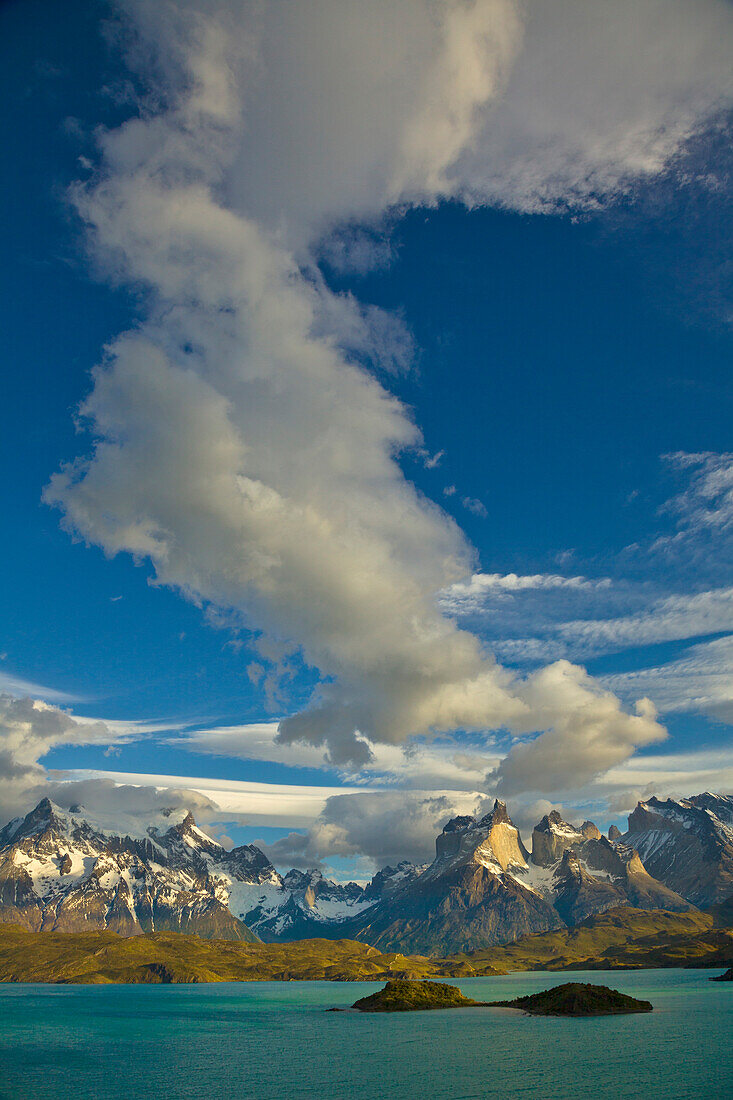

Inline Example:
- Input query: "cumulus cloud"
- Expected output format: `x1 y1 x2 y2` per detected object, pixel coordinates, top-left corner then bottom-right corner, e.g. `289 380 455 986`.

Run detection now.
43 0 729 783
457 0 733 213
0 693 216 831
493 662 666 795
261 789 487 870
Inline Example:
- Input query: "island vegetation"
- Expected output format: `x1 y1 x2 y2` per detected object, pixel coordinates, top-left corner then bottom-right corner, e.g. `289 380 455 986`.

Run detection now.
487 981 653 1016
350 979 485 1011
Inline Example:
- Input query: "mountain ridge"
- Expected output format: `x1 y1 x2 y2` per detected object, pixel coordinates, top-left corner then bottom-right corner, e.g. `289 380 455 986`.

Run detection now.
0 791 728 953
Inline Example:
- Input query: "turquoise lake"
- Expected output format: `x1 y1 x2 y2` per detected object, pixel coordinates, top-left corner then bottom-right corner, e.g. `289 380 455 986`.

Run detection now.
1 970 731 1099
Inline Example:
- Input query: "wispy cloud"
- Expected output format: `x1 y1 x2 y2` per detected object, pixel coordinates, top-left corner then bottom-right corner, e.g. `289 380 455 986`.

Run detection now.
604 634 733 724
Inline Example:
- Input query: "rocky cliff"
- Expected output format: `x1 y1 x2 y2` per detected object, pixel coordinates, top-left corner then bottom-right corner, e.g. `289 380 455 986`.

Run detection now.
622 794 733 906
0 791 723 955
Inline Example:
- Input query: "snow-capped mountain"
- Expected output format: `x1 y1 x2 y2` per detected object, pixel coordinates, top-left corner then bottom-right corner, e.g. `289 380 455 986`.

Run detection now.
231 867 376 940
344 800 692 953
1 791 727 953
514 810 692 924
0 798 372 941
346 801 565 954
622 794 733 906
0 798 259 939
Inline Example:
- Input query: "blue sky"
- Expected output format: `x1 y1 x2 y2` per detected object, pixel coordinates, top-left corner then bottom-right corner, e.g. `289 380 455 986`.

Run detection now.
1 0 732 873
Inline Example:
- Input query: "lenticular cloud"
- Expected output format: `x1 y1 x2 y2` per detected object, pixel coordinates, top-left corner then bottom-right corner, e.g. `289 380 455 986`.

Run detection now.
47 0 730 782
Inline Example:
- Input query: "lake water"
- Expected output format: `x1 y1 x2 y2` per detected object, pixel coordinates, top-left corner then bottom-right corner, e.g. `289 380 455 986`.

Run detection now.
0 970 730 1099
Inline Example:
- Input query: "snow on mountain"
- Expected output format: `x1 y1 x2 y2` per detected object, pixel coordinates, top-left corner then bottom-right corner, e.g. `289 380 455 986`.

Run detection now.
513 809 692 918
0 799 259 940
0 798 379 942
345 802 564 954
0 791 724 952
623 794 733 906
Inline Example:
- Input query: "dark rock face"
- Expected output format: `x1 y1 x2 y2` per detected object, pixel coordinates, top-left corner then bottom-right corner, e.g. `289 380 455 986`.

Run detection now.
362 861 421 902
351 979 484 1012
623 795 733 906
552 852 625 924
489 982 653 1016
531 813 586 867
1 792 716 957
608 825 622 842
523 810 693 921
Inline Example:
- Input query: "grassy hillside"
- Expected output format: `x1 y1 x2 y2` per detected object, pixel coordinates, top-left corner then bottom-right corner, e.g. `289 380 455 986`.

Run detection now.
0 924 484 984
0 907 730 983
462 907 733 972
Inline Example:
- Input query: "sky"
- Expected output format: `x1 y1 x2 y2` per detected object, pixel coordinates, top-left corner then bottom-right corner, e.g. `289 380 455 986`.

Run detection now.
1 0 732 879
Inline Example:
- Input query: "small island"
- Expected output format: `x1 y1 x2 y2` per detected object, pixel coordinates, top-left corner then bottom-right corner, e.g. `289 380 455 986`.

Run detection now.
488 982 653 1016
710 967 733 982
351 979 486 1011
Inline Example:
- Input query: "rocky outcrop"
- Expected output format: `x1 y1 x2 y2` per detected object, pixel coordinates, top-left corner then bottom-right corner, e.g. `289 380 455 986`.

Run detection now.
531 812 586 867
0 799 382 944
552 851 626 924
608 825 622 841
520 810 693 920
362 861 422 902
351 979 485 1012
349 802 563 954
623 794 733 906
1 793 715 956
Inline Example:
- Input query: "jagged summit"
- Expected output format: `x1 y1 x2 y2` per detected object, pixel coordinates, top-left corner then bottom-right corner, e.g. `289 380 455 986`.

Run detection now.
0 792 716 954
441 815 475 833
531 812 585 867
479 799 512 827
432 799 528 873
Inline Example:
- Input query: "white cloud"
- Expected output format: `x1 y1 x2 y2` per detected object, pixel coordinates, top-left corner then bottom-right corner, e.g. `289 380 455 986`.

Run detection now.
462 496 488 518
556 586 733 654
0 694 129 823
0 671 79 704
42 0 730 784
604 634 733 725
441 571 609 615
261 789 488 870
456 0 733 214
58 768 370 828
159 0 733 241
171 720 500 792
493 662 665 796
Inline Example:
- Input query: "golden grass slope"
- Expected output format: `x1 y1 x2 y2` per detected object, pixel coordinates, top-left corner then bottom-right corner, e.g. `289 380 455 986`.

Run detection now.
0 924 485 984
462 907 733 972
0 906 730 984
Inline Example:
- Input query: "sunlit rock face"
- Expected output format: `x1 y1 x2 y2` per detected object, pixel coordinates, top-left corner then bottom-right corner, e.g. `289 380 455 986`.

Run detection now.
0 793 706 955
531 812 586 868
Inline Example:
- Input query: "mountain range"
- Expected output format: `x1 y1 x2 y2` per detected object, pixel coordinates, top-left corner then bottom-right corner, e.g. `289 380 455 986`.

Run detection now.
1 791 731 953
